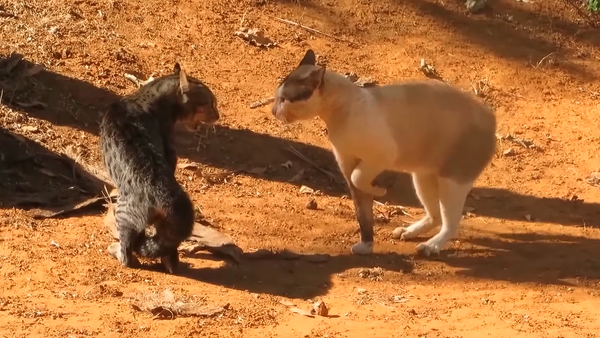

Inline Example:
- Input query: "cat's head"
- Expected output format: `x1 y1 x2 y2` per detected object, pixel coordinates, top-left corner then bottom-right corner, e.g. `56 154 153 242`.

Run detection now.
174 63 220 130
271 49 326 123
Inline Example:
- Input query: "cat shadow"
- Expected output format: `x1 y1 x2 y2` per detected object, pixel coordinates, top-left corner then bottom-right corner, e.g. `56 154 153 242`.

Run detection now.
2 54 600 230
441 232 600 286
134 230 600 294
0 125 109 211
176 251 414 299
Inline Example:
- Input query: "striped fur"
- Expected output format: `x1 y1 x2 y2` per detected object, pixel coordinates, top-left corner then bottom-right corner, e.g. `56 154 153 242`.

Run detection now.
99 63 219 274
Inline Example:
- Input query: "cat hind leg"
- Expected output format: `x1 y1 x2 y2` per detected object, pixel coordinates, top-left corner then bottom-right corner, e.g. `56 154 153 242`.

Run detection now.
415 177 472 257
392 173 442 240
110 199 144 268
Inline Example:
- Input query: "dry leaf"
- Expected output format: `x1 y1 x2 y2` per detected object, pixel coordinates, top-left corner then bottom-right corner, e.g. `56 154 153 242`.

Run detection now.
503 148 516 156
29 195 114 219
130 289 229 318
281 161 292 169
279 299 296 307
585 172 600 188
235 27 277 48
299 185 314 194
354 77 377 87
177 162 200 170
247 167 268 175
419 58 441 79
21 125 39 132
289 306 315 317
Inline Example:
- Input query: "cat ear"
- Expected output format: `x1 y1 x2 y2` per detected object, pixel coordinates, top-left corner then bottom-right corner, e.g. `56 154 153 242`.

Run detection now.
174 62 182 75
179 68 190 94
299 49 316 66
306 65 326 90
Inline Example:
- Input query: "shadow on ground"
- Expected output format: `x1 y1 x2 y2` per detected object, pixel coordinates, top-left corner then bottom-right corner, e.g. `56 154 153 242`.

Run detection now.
443 232 600 287
403 0 598 81
179 252 414 299
0 125 108 212
272 0 598 82
144 231 600 298
2 54 600 228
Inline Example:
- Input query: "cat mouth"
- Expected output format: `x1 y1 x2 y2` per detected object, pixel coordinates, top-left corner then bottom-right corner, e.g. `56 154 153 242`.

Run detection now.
273 110 292 124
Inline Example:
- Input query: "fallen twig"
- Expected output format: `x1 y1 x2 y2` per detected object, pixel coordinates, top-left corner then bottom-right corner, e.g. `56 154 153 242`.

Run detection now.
249 96 275 109
124 73 156 88
535 52 556 68
285 146 342 183
270 16 356 46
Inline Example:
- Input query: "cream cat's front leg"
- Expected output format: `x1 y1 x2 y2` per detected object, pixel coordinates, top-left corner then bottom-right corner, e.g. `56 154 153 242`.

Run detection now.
332 147 377 255
350 160 388 197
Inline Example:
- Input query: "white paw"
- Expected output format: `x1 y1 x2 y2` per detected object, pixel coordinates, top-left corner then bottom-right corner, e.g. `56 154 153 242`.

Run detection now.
107 242 121 259
351 242 374 255
415 241 442 257
391 227 417 240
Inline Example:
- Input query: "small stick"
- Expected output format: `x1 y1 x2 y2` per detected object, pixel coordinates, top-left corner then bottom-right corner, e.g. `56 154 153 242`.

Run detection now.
270 16 356 45
376 301 394 310
240 10 248 27
535 52 555 68
249 96 275 109
124 73 156 88
285 146 342 183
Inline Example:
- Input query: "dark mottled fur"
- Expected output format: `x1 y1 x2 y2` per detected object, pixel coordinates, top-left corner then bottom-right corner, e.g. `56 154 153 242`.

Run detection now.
99 63 219 274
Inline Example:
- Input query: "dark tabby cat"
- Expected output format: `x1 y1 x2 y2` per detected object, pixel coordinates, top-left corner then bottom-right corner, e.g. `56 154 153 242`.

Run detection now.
99 63 219 274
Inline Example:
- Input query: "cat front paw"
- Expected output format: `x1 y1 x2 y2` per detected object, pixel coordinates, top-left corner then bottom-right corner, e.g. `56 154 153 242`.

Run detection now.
107 242 121 259
391 227 418 240
415 241 442 257
107 242 140 268
351 241 374 255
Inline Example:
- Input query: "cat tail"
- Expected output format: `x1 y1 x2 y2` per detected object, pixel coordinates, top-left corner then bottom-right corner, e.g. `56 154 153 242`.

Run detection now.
134 189 196 258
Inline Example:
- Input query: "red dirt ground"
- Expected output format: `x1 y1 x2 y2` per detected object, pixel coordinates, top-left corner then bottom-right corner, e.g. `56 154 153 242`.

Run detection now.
2 0 600 337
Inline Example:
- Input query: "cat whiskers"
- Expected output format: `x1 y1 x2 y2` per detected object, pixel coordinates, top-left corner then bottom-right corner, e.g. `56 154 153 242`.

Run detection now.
194 124 217 151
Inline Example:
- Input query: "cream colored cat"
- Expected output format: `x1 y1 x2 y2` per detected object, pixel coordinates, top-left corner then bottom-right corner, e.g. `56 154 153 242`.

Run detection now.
271 50 497 256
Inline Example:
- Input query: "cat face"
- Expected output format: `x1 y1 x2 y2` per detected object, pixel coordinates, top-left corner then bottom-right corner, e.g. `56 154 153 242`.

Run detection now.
271 50 326 124
174 63 220 130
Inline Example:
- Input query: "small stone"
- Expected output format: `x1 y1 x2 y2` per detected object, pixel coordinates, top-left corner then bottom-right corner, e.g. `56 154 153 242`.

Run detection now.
503 147 516 156
466 0 487 13
306 199 318 210
311 300 329 316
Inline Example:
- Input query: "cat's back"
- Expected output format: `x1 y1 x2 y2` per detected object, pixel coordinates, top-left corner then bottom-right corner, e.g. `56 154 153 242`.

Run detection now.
100 97 168 184
372 80 495 132
100 98 159 146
